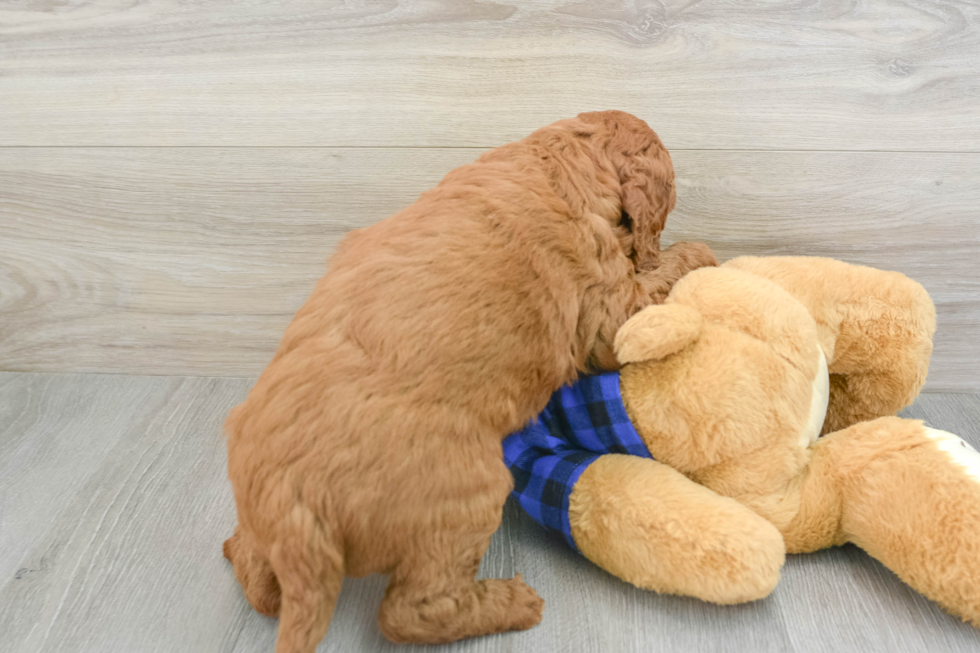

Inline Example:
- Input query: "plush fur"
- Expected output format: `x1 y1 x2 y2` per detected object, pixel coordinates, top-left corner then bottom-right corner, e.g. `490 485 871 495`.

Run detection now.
569 257 980 627
222 110 717 652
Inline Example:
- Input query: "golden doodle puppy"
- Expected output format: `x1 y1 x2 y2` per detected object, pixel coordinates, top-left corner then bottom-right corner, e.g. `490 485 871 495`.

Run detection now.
222 111 716 652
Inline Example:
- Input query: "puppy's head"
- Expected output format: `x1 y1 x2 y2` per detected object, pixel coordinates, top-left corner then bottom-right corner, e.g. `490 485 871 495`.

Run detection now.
577 110 675 271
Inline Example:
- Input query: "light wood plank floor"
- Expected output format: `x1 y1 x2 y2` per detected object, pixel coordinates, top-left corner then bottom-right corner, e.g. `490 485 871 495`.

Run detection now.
2 371 980 653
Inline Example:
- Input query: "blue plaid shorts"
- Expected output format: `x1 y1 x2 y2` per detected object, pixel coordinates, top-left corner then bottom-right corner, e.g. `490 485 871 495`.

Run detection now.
503 372 652 552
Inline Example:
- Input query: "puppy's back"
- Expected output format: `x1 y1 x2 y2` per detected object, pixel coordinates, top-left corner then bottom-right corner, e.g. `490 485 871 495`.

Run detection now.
225 146 601 532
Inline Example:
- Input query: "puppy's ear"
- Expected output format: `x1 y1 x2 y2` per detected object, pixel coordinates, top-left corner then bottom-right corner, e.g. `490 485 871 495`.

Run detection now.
614 303 701 365
618 145 675 272
578 111 675 272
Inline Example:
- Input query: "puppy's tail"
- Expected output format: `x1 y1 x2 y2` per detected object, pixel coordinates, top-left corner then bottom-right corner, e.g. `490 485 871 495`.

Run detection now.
269 505 344 653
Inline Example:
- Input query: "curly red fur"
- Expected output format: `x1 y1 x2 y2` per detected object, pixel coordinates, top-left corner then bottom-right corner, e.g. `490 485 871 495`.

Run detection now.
223 111 716 652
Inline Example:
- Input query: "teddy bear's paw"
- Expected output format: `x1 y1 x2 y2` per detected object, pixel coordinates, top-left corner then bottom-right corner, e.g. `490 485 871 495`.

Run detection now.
923 427 980 484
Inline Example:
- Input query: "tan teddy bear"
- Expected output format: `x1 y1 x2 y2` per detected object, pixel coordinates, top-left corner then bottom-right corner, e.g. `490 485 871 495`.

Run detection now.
504 256 980 626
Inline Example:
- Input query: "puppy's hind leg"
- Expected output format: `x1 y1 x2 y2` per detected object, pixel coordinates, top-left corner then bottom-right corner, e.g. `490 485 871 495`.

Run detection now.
224 526 281 617
268 506 344 653
378 513 544 644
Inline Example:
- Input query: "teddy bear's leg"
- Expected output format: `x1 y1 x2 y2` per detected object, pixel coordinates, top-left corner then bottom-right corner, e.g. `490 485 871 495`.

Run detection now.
783 416 980 627
568 454 785 604
723 256 936 433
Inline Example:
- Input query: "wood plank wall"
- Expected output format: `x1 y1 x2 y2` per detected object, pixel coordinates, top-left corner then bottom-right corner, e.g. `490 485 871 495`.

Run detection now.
1 1 978 390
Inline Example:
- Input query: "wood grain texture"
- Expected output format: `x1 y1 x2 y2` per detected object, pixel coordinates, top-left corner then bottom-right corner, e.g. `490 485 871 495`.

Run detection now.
1 0 979 149
1 147 976 389
0 372 251 653
2 371 980 652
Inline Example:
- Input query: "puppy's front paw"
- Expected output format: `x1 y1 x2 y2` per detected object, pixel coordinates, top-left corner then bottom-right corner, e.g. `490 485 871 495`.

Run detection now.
665 241 718 270
507 574 545 630
481 574 544 632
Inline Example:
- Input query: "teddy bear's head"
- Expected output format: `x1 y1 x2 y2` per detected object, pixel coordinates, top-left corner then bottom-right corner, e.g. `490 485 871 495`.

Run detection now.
615 266 831 493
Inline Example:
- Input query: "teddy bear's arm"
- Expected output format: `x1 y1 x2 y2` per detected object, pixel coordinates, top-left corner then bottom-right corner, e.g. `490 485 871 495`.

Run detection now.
567 454 785 604
724 256 936 432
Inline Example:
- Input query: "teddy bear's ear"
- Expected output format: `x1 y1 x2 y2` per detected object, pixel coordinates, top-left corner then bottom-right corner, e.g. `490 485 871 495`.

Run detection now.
615 303 702 365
